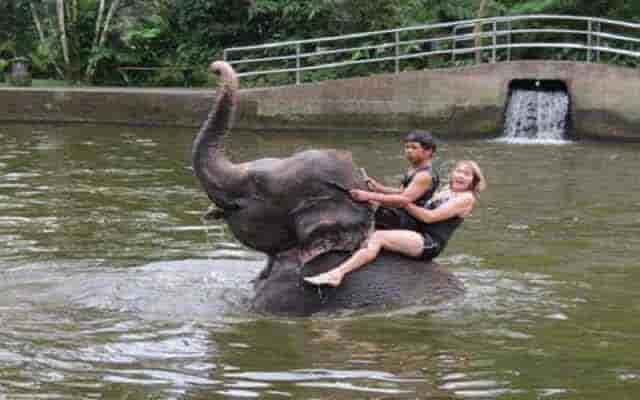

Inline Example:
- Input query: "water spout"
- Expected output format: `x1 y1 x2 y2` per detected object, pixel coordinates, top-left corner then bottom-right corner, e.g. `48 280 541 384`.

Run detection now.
503 80 569 143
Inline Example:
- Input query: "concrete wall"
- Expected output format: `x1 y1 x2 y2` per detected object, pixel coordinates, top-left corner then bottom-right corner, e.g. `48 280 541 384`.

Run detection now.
2 61 640 140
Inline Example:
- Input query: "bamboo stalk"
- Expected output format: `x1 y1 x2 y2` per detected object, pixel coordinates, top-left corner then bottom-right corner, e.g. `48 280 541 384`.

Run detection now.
85 0 107 80
92 0 106 49
65 0 71 23
28 1 46 43
99 0 122 47
56 0 70 68
86 0 122 80
473 0 488 64
28 0 65 79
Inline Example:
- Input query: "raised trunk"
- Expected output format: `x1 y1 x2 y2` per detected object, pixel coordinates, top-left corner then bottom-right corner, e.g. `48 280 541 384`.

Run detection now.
192 61 247 209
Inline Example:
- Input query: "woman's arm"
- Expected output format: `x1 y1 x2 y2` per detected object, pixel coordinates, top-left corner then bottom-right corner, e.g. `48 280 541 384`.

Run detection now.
405 193 475 223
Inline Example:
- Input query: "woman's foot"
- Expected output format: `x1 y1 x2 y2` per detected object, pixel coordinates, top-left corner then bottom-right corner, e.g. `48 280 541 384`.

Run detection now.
303 271 342 287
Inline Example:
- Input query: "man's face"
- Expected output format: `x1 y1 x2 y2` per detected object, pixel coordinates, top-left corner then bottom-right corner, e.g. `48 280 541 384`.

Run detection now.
404 141 431 164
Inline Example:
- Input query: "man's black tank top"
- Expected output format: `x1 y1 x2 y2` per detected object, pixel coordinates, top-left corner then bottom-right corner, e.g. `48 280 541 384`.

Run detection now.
401 165 439 206
374 165 439 231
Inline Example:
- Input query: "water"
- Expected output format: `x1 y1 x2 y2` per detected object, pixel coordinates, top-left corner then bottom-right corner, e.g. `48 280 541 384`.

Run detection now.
1 124 640 399
503 88 569 143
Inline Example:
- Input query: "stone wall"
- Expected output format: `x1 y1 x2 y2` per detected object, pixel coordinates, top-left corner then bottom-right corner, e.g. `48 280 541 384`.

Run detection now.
2 61 640 140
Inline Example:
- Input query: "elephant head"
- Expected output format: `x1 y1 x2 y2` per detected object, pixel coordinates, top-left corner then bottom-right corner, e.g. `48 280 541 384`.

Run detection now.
192 61 374 264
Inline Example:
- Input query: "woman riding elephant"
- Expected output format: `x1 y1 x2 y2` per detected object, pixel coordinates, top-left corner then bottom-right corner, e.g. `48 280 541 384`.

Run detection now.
304 160 487 287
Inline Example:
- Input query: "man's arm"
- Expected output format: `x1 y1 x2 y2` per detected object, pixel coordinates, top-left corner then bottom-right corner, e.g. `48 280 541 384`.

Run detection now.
366 177 403 194
352 171 433 208
400 172 433 203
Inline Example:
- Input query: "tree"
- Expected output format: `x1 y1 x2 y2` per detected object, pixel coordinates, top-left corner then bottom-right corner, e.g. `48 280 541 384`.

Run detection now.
21 0 135 82
474 0 488 63
0 1 34 78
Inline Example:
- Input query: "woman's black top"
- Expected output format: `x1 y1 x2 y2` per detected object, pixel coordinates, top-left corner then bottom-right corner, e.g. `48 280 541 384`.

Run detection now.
418 195 464 251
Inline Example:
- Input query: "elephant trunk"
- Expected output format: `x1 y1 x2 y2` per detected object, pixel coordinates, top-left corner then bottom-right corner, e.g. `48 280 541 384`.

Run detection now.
192 61 247 209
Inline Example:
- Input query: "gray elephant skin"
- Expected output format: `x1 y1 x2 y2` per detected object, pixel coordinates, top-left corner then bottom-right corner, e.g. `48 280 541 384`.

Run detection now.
191 61 463 316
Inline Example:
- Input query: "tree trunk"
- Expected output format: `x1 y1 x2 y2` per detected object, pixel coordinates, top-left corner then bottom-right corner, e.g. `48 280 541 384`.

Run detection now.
56 0 70 78
99 0 121 47
85 0 121 81
473 0 488 64
72 0 78 22
92 0 106 49
28 1 64 79
84 0 106 81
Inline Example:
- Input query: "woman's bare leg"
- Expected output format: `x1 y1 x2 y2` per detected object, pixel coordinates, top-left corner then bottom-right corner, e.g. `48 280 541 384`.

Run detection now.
304 230 424 287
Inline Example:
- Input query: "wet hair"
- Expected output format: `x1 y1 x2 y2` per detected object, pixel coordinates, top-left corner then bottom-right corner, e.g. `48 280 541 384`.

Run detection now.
451 160 487 195
405 130 436 152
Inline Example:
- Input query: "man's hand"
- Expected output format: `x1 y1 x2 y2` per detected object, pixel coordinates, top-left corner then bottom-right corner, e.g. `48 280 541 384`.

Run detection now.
365 177 383 192
350 189 373 202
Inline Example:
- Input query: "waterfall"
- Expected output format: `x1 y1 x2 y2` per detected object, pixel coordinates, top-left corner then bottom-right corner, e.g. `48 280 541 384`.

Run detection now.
503 85 569 142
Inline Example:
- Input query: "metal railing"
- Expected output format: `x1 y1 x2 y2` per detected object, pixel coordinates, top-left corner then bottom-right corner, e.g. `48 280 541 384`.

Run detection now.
223 14 640 86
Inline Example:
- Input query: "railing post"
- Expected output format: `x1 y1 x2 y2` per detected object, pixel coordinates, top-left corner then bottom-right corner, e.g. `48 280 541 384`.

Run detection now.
296 43 301 85
395 31 400 74
587 20 592 62
491 21 497 63
451 25 457 63
596 21 601 62
223 49 228 62
507 21 512 62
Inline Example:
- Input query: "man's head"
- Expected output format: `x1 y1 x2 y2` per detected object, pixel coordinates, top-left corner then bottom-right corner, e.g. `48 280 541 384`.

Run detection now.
404 130 436 165
405 130 436 152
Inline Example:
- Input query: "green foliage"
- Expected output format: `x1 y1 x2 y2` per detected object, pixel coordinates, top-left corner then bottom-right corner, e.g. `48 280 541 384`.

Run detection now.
2 0 640 86
0 58 7 82
0 0 33 80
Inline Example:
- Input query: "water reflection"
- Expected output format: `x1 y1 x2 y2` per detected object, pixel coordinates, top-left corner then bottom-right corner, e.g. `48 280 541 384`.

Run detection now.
1 124 640 398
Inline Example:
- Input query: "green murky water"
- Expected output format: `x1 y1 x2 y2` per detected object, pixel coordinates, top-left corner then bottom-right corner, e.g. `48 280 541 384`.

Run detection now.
1 124 640 399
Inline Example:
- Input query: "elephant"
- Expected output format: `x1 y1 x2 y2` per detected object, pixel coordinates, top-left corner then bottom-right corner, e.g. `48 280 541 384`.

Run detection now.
192 61 463 316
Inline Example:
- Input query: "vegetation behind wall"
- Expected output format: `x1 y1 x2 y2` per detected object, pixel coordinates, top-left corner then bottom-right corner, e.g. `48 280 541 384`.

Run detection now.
1 0 639 87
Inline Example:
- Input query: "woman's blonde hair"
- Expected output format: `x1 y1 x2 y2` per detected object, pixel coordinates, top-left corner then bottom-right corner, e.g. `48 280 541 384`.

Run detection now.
452 160 487 194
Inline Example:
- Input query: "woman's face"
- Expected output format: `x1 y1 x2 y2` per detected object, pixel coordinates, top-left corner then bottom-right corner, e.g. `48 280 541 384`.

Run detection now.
450 163 475 192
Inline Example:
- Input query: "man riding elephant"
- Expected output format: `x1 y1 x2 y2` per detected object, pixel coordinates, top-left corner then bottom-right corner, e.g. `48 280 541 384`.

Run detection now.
367 130 440 232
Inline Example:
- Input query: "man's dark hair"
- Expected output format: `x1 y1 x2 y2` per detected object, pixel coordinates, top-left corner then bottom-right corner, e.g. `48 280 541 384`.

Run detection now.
405 130 436 152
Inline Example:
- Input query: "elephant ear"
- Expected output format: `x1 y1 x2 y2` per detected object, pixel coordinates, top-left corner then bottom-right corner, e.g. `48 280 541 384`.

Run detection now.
287 149 374 263
292 182 374 264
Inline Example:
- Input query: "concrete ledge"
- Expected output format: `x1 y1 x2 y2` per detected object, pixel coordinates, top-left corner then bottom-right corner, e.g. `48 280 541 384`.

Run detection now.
2 61 640 140
0 87 214 128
